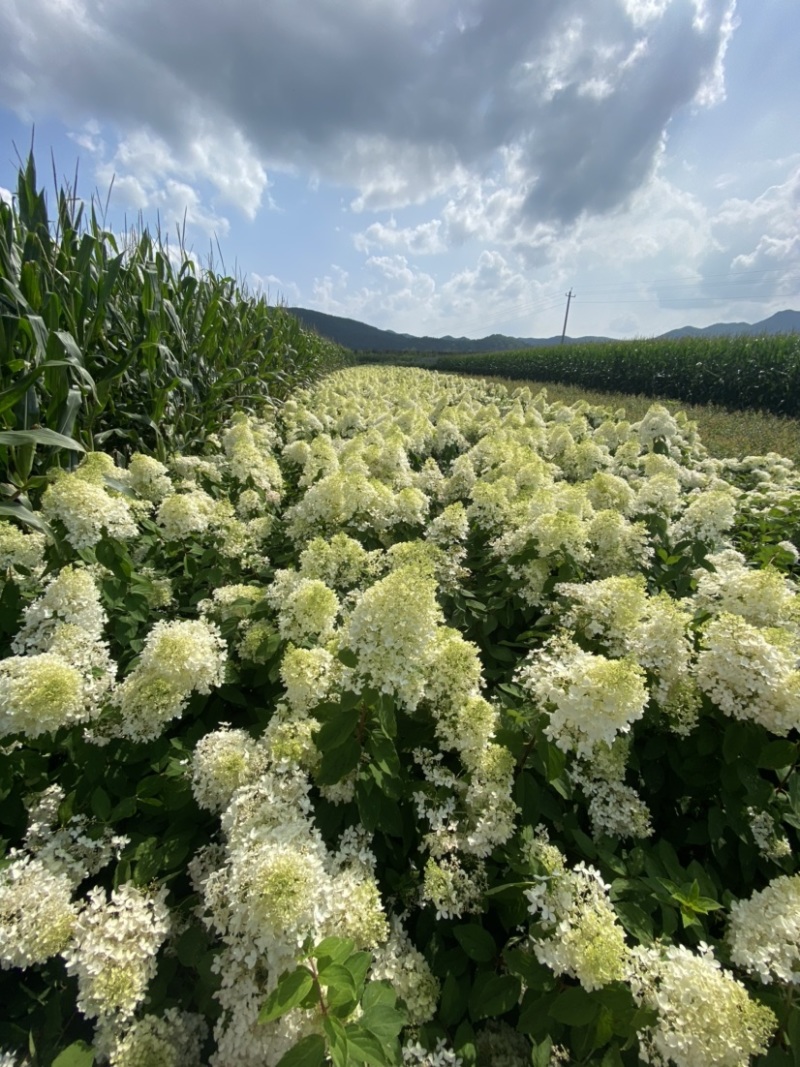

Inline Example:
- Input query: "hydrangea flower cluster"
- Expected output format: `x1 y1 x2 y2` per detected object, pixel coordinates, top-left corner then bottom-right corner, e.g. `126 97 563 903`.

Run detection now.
627 942 776 1067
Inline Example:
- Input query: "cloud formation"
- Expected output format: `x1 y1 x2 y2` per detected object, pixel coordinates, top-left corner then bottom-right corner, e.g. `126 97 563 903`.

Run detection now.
0 0 736 224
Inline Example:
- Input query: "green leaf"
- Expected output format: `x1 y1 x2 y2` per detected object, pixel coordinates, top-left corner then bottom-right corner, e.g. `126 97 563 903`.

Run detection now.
337 648 358 668
549 986 600 1027
439 972 469 1027
0 502 53 536
259 967 315 1024
51 1042 94 1067
318 962 359 1013
275 1034 327 1067
316 737 361 786
344 950 373 994
344 1024 389 1066
0 427 86 451
315 708 360 751
90 786 111 821
323 1016 350 1067
452 924 496 963
757 739 797 771
361 981 398 1013
468 972 521 1021
314 937 356 968
359 1002 406 1042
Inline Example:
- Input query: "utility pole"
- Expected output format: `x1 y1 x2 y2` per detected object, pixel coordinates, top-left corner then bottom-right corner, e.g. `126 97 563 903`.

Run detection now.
560 289 575 344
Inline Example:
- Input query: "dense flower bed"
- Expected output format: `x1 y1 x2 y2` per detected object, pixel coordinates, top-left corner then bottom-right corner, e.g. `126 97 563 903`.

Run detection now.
1 367 799 1067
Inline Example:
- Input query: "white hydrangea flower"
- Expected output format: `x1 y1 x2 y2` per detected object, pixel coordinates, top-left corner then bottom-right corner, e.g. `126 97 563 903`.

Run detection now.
402 1039 463 1066
585 470 636 515
198 583 265 622
628 941 776 1067
222 413 284 495
105 1008 207 1067
156 489 217 541
634 473 683 517
695 613 800 735
12 565 107 653
672 488 738 545
557 575 649 657
274 578 340 646
371 918 440 1025
41 467 138 550
280 645 335 713
23 784 128 885
586 509 653 577
344 566 443 711
636 404 681 450
728 874 800 985
298 531 377 590
425 502 470 545
0 653 86 738
111 618 227 741
693 551 798 628
422 855 486 920
516 635 648 758
0 521 47 578
191 727 268 813
0 853 78 968
126 453 172 501
62 884 171 1028
527 860 628 991
746 807 791 862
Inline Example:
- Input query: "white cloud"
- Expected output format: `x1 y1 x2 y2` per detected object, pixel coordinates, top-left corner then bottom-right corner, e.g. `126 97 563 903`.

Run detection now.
354 217 446 255
0 0 738 225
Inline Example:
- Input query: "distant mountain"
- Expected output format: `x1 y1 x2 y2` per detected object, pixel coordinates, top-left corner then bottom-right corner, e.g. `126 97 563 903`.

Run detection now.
657 309 800 340
287 306 800 353
286 307 611 352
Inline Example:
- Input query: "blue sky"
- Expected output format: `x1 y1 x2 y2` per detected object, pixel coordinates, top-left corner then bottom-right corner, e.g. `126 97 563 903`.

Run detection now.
1 0 798 340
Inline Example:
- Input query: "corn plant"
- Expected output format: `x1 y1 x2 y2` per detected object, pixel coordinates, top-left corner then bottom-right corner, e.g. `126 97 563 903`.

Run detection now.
0 151 347 515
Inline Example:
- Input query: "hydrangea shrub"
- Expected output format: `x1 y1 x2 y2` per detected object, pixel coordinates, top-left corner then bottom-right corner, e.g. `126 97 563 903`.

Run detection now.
1 368 800 1067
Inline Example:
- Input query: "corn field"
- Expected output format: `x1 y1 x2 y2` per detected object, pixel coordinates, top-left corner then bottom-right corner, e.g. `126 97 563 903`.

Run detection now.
363 332 800 418
0 153 347 513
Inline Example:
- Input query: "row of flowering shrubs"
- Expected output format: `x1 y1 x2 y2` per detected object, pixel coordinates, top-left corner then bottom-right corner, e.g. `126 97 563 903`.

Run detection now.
365 333 800 417
1 366 800 1066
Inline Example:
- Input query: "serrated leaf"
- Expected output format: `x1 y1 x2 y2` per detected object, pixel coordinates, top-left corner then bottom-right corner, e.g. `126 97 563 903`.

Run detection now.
345 1024 389 1065
315 708 360 752
323 1016 350 1067
344 950 373 994
452 924 496 963
549 986 600 1027
51 1042 94 1067
338 648 358 668
468 973 521 1021
259 967 315 1024
757 739 797 770
318 962 358 1013
315 736 361 785
361 981 398 1012
314 937 356 967
359 1001 406 1042
275 1034 326 1067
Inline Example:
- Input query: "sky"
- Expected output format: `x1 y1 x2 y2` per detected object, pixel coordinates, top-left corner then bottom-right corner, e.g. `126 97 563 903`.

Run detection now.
1 0 798 341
